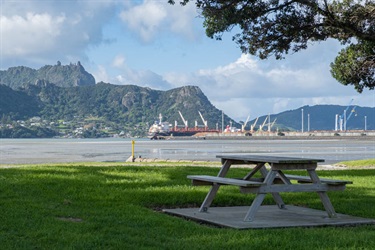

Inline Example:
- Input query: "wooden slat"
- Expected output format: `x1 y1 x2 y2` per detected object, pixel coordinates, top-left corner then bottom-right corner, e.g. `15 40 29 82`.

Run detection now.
271 163 317 170
240 183 347 194
243 162 265 180
188 175 263 187
216 155 325 164
283 174 353 185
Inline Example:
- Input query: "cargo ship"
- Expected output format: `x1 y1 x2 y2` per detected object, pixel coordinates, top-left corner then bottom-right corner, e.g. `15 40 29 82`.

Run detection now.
148 113 220 139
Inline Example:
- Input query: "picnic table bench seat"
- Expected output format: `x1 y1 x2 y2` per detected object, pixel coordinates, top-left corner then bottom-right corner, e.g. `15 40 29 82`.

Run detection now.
282 174 353 185
188 174 350 194
188 174 352 187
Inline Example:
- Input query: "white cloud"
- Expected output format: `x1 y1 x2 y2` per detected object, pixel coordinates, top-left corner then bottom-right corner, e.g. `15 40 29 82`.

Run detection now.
112 55 126 68
119 0 199 42
0 0 198 69
92 65 111 83
167 1 198 40
0 0 116 68
114 68 172 90
194 53 342 100
162 43 374 121
120 1 167 42
1 13 66 56
94 55 173 90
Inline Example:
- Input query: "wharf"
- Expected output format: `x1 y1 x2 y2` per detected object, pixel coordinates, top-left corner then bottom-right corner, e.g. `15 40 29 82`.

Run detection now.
168 134 375 141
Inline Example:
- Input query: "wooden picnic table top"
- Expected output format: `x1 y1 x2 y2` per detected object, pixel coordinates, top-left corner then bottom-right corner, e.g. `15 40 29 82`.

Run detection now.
216 154 325 164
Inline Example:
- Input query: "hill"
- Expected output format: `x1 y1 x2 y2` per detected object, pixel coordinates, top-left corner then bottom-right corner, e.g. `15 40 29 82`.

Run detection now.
251 105 374 132
0 61 95 89
0 85 41 119
22 82 232 127
0 62 373 138
0 82 234 137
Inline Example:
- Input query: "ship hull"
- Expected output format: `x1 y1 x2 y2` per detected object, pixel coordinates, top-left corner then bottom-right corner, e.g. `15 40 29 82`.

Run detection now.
148 129 220 139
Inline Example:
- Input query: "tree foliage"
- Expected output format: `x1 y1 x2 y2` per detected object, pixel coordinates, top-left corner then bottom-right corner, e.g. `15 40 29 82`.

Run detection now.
169 0 375 92
331 40 374 92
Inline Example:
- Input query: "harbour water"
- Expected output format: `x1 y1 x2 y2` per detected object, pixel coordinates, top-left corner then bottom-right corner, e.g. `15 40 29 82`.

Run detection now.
1 138 374 165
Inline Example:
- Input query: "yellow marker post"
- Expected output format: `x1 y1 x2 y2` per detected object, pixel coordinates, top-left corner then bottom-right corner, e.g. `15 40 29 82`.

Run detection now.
131 140 135 162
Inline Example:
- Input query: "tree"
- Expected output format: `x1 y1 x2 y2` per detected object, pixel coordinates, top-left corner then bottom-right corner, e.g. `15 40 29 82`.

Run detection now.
331 40 374 92
169 0 375 92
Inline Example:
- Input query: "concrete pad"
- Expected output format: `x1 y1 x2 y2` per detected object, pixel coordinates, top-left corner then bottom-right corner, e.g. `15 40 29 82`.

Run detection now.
163 205 375 229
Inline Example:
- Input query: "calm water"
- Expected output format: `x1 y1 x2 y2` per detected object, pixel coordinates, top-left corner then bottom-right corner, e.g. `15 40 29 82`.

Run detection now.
0 138 374 165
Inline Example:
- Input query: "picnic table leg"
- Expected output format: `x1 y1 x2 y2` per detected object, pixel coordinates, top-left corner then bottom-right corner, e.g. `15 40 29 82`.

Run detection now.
307 170 337 218
199 184 220 212
199 160 232 212
260 167 286 209
244 170 278 221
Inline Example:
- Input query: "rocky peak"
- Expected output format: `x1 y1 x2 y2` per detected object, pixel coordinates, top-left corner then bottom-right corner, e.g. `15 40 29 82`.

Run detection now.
0 61 96 90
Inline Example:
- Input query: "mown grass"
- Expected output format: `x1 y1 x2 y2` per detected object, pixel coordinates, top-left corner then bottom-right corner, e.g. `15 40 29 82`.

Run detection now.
0 163 374 249
338 158 375 168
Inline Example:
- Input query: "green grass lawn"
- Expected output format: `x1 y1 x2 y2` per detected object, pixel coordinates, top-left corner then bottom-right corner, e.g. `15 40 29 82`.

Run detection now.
1 162 374 249
338 158 375 168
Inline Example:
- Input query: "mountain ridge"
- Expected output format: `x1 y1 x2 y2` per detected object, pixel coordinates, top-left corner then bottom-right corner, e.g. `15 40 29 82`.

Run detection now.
0 61 95 89
0 62 373 137
255 104 373 132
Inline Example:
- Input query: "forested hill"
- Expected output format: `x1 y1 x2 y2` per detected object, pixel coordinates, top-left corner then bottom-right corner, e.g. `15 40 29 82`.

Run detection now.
253 105 374 131
0 61 95 89
0 82 233 137
0 84 41 118
1 80 373 134
23 82 229 127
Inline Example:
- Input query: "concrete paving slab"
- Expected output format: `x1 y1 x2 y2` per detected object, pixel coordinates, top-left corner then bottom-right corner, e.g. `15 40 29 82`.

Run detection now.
163 205 375 229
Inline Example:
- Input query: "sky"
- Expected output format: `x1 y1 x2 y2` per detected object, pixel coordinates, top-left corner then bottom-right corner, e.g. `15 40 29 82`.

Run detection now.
1 0 374 122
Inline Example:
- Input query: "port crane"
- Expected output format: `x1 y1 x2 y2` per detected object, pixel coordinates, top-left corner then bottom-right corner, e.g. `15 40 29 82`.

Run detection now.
241 115 250 132
178 111 188 129
268 118 277 132
250 117 259 132
346 106 357 122
336 99 355 131
259 116 268 131
198 111 208 129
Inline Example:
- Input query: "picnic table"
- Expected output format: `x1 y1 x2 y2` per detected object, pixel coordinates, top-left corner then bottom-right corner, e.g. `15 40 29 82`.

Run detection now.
188 155 352 222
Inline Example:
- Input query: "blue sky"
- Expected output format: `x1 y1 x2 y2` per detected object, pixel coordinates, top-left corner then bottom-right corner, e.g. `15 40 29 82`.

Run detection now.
1 0 374 122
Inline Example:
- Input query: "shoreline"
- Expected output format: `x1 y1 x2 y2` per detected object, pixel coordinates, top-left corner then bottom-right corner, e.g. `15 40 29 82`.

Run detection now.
166 135 375 141
2 158 374 171
156 129 375 140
